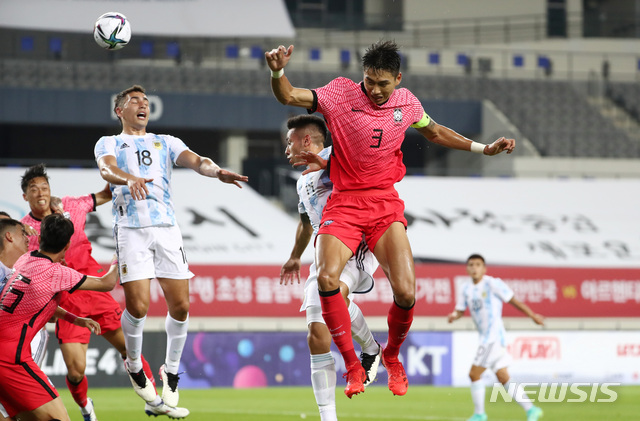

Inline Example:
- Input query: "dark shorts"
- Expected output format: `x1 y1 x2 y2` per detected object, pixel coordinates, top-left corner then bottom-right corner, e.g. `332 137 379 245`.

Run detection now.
317 187 407 254
56 290 123 344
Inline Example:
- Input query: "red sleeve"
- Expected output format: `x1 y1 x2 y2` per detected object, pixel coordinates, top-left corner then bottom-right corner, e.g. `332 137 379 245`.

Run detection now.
312 77 348 116
50 264 86 293
62 195 95 215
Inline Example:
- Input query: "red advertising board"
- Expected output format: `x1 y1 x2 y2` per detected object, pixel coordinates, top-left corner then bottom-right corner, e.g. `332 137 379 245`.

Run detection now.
108 264 640 318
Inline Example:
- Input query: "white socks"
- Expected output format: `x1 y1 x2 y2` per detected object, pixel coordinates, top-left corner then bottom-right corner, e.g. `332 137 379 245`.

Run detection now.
348 301 378 355
165 313 189 374
471 380 486 414
310 353 337 421
506 381 534 411
121 309 146 372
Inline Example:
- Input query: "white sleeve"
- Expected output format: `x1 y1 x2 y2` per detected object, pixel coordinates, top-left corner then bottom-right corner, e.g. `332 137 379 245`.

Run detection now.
454 285 468 312
94 136 116 161
164 134 190 164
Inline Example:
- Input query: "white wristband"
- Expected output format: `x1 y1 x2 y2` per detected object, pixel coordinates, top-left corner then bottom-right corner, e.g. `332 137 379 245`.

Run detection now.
270 68 284 79
470 141 486 154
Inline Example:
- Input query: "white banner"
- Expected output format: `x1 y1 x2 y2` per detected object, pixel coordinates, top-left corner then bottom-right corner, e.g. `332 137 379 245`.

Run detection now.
0 167 312 265
397 177 640 268
452 330 640 386
0 0 295 38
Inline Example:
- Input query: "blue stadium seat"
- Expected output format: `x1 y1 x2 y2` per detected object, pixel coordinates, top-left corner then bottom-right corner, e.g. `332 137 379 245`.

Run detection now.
428 52 440 65
226 45 239 59
140 40 154 58
309 48 321 61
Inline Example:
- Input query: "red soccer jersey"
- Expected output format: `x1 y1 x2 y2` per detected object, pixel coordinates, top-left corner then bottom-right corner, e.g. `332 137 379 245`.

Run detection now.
0 251 86 363
311 77 425 191
22 194 103 276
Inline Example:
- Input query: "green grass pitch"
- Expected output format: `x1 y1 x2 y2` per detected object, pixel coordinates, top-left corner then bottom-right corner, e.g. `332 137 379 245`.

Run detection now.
60 385 639 421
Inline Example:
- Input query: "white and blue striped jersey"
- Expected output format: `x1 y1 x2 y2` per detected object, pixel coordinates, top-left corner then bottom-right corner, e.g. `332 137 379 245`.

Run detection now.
455 275 514 346
0 261 13 292
297 147 333 235
94 133 189 228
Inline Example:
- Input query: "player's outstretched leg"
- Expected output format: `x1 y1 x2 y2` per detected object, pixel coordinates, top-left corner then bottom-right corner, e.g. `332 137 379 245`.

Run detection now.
144 400 190 419
361 341 382 387
466 414 488 421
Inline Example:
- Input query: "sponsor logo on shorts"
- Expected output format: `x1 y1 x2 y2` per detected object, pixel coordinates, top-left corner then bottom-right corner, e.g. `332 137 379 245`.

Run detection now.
322 220 334 226
121 264 128 276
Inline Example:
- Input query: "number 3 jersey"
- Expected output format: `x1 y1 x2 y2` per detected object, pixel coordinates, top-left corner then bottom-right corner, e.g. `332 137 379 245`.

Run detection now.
94 133 189 228
455 275 515 346
310 77 426 192
0 251 86 363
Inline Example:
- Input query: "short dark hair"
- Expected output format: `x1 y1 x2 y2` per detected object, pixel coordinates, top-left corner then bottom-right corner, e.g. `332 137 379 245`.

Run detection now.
362 40 401 77
40 214 74 254
466 254 485 264
0 211 10 218
287 115 329 145
21 164 49 193
114 85 146 120
0 219 23 253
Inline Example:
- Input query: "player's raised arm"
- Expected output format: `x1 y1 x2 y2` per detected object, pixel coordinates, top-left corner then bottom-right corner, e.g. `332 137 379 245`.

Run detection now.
175 149 248 188
97 155 153 200
265 45 315 108
415 118 515 156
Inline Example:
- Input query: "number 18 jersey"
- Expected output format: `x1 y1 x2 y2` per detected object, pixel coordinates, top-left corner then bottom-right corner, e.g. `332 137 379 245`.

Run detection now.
94 133 189 228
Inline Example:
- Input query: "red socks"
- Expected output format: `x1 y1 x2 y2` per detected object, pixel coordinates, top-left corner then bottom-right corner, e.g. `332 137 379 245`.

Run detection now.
66 375 89 407
141 354 156 386
319 288 359 367
385 300 414 359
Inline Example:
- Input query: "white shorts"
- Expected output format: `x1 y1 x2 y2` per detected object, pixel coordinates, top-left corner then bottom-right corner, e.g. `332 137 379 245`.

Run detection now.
472 342 512 372
0 328 50 417
115 225 194 283
302 242 377 325
31 328 49 367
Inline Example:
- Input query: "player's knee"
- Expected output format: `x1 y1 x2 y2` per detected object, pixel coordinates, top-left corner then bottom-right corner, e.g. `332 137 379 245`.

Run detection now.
316 271 339 291
307 325 331 352
66 371 84 384
393 290 415 308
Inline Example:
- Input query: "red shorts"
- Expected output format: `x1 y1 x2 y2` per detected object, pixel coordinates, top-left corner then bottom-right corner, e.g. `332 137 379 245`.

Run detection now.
56 290 123 344
317 187 407 254
0 359 58 417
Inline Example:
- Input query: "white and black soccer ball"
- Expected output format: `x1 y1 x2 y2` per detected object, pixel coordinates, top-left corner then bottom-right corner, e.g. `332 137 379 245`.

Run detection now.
93 12 131 50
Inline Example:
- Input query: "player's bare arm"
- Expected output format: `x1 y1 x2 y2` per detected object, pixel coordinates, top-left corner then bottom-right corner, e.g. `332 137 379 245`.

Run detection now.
53 307 102 335
175 150 249 188
280 213 313 286
94 183 113 206
78 258 119 292
416 120 515 155
509 297 545 325
97 155 153 200
265 44 315 108
447 310 464 323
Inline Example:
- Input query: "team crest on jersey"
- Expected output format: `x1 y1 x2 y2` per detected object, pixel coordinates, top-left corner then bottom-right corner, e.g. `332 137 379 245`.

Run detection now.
153 141 163 150
393 108 403 124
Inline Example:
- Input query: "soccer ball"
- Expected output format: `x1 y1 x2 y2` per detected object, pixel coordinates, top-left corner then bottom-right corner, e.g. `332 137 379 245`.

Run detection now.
93 12 131 50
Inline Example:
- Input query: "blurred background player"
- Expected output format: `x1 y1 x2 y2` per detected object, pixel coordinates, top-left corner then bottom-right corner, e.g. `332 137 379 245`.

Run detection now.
448 254 545 421
19 164 156 421
280 115 381 417
95 84 247 415
266 40 516 397
0 214 118 421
